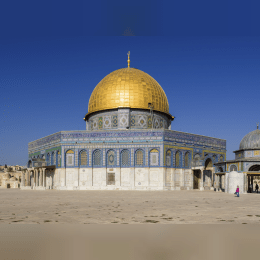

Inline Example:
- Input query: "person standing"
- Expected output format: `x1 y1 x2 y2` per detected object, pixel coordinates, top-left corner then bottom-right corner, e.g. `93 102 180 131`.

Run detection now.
255 183 259 193
236 185 239 197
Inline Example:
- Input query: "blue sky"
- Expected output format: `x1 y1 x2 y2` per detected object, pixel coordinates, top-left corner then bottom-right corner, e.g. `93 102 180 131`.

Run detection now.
0 1 259 165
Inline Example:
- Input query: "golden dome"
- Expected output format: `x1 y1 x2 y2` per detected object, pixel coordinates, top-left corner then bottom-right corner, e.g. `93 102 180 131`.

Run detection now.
87 68 172 118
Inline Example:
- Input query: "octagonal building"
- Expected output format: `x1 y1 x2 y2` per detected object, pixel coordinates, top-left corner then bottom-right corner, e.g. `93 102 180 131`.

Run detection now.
22 55 226 191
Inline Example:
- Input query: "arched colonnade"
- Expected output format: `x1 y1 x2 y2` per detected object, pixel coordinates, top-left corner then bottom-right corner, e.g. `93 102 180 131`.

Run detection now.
21 168 55 189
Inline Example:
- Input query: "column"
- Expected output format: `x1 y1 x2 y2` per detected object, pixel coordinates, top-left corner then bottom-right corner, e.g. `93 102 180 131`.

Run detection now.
246 174 248 192
28 170 31 186
43 168 46 188
21 172 25 187
25 171 28 186
200 168 204 190
244 173 247 193
215 175 218 189
39 169 43 186
36 169 39 187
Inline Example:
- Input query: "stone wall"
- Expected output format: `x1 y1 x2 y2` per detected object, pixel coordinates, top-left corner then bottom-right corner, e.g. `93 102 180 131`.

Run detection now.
53 167 193 190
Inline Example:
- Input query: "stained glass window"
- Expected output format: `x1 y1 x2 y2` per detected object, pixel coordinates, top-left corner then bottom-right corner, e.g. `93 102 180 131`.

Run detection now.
80 150 87 166
184 152 190 167
230 165 237 172
136 150 144 166
176 151 180 167
166 150 171 167
66 150 74 166
93 150 102 166
121 150 129 167
47 153 51 166
56 151 60 166
51 152 55 165
150 149 159 166
107 150 115 166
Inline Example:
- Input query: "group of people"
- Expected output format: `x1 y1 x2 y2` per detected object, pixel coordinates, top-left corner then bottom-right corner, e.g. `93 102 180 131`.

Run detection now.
236 183 259 197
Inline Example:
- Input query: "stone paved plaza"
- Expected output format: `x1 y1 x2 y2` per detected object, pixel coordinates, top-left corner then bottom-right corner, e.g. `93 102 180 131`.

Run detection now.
1 189 260 224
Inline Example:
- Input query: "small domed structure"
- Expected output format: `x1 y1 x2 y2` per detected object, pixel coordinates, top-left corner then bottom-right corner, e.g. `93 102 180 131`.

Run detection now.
239 129 260 150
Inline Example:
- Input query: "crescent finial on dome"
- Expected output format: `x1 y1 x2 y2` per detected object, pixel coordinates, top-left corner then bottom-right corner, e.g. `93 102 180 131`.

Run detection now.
127 51 130 68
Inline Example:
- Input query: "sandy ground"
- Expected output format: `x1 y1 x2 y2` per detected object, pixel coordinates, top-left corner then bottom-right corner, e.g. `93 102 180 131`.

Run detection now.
0 189 260 224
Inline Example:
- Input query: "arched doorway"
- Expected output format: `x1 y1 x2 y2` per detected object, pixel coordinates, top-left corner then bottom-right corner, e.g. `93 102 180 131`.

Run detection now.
192 154 201 189
247 164 260 193
204 158 213 190
193 170 200 189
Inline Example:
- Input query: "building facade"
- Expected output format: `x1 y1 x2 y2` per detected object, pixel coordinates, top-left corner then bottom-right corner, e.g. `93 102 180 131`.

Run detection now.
21 57 226 191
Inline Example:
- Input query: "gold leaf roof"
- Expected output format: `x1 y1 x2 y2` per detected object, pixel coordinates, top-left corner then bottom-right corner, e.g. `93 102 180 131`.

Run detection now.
87 68 171 117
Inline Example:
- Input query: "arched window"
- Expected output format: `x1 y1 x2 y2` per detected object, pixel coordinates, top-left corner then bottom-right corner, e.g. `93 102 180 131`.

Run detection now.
205 158 213 168
121 150 130 167
230 165 237 172
93 150 102 167
166 150 171 167
184 152 190 167
135 150 144 166
150 149 159 166
56 151 60 167
218 167 223 172
194 153 200 160
212 155 216 162
28 160 32 168
107 150 115 166
175 151 181 167
249 165 260 171
51 152 55 165
46 153 50 166
79 150 87 166
219 156 224 162
66 150 74 167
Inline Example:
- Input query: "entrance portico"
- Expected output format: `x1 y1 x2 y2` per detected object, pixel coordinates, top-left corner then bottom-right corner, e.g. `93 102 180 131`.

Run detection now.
21 166 55 190
192 157 215 191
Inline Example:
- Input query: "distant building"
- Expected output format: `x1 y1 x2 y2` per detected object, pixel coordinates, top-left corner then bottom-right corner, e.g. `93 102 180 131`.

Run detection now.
0 165 25 188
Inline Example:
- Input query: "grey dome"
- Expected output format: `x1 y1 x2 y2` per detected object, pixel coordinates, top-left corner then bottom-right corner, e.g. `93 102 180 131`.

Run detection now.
239 129 260 150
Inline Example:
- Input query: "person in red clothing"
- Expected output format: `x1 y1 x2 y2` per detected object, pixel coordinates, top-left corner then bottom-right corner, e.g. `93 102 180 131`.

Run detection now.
236 185 239 197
